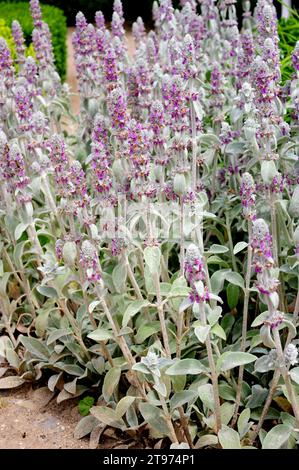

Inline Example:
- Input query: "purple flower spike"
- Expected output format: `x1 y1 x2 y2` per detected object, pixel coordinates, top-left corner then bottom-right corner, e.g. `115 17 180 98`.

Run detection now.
240 172 256 221
113 0 124 18
112 12 125 40
32 23 55 71
0 38 14 82
29 0 43 29
0 142 30 195
14 85 33 123
55 239 64 261
292 42 299 72
251 218 279 299
75 12 88 33
127 119 150 183
185 244 210 303
80 240 101 283
104 46 119 88
107 87 128 134
95 11 105 30
251 218 274 272
11 21 26 65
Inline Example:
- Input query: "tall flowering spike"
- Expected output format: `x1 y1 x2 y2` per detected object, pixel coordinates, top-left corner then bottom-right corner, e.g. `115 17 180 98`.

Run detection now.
92 114 109 145
255 0 278 46
135 57 152 110
251 218 274 272
29 0 43 29
182 34 196 79
73 18 98 97
48 134 68 165
180 0 197 10
14 85 33 125
0 38 14 81
182 5 204 48
0 142 30 195
112 12 125 40
21 56 38 87
150 100 165 142
152 1 159 24
132 19 146 45
185 243 210 303
32 23 55 71
262 37 280 84
168 37 183 74
95 28 108 57
107 87 128 134
90 114 113 197
127 119 150 183
104 46 118 88
162 75 188 132
80 240 101 283
68 161 89 210
146 36 158 65
90 142 113 196
127 68 139 118
240 172 256 221
11 21 26 65
95 11 105 30
237 31 254 86
251 218 279 299
292 42 299 73
55 239 64 261
252 56 275 118
75 11 88 32
113 0 124 18
31 111 48 136
210 64 225 110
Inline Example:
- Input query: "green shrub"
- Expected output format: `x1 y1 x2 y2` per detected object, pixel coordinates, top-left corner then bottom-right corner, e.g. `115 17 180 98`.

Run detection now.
0 17 16 59
0 17 34 65
278 15 299 84
0 2 67 80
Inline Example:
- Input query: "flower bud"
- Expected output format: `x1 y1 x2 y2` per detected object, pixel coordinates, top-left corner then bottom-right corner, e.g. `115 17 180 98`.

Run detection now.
174 173 186 196
62 241 77 267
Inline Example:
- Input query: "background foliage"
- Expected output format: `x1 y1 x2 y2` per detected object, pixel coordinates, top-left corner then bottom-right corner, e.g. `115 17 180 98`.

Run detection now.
0 1 67 79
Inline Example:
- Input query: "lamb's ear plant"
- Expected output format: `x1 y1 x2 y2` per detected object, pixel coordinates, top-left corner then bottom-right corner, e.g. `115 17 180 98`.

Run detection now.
1 0 299 450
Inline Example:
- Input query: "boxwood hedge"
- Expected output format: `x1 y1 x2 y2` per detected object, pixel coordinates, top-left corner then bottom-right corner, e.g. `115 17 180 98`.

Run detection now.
0 2 67 80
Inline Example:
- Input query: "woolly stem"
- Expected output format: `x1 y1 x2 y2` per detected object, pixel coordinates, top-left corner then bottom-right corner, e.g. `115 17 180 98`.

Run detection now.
231 222 253 427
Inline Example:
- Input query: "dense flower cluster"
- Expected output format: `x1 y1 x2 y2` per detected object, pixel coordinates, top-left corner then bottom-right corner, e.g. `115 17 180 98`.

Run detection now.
80 240 101 282
240 172 256 221
185 244 210 303
251 218 280 301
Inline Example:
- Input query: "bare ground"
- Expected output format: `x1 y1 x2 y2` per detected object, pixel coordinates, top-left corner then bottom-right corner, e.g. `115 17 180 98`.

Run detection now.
0 384 89 449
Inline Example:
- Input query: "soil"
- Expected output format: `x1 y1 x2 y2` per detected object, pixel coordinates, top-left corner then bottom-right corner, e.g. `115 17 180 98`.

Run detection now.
0 384 89 449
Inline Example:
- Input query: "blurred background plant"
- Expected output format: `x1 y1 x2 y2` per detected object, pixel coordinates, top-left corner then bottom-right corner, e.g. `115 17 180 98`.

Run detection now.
0 18 34 64
0 1 66 79
278 12 299 83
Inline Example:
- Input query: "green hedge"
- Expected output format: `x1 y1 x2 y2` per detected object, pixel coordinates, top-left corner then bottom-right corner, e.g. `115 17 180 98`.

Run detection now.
0 17 34 64
278 15 299 84
0 2 67 80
